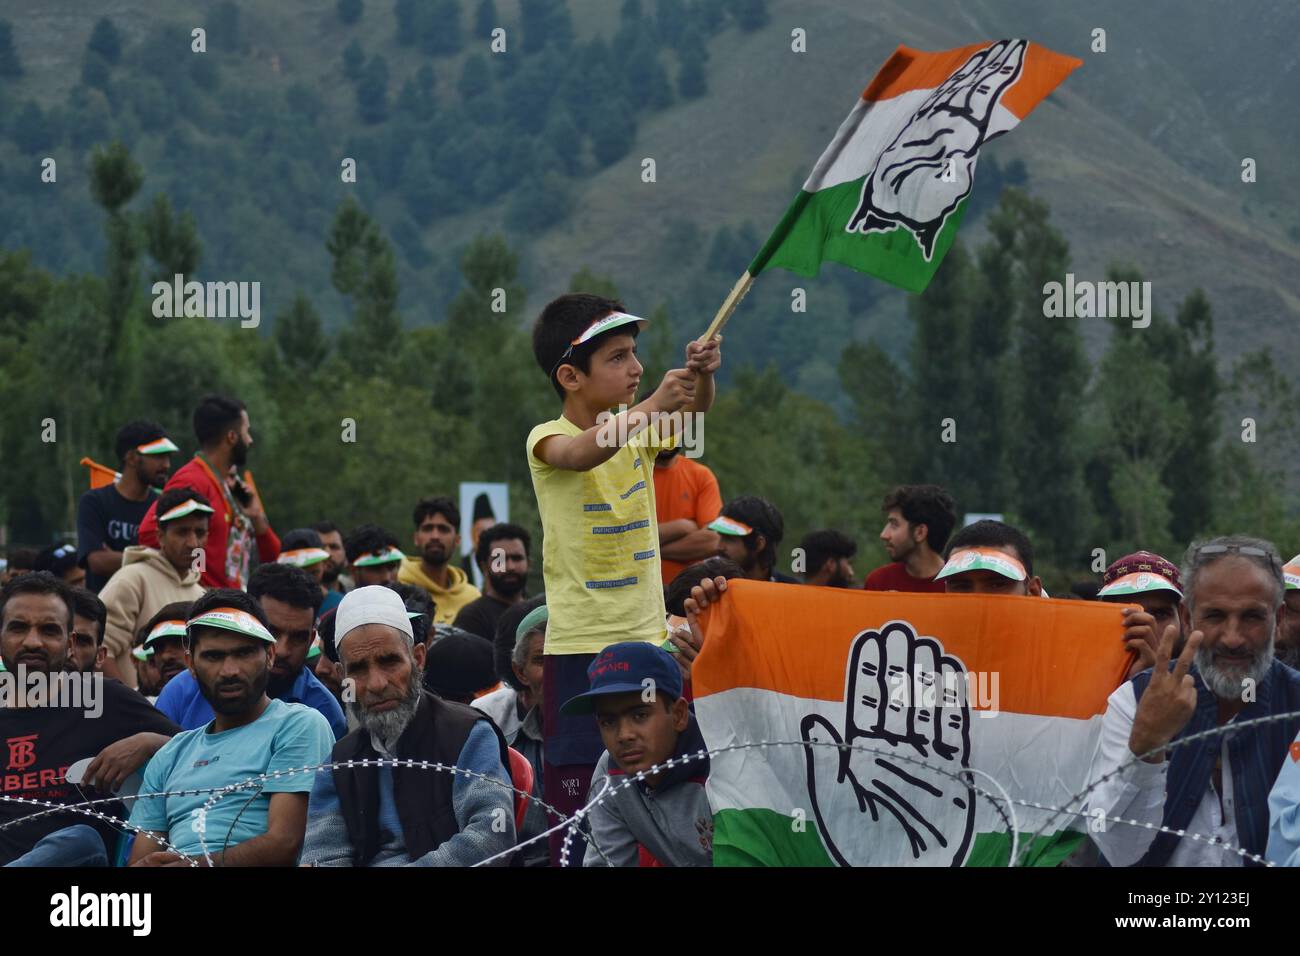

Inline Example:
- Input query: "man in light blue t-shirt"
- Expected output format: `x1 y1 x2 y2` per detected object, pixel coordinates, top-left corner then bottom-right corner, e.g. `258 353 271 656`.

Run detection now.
128 589 334 866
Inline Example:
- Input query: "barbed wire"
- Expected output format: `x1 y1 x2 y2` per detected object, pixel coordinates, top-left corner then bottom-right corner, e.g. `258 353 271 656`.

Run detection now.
1016 706 1300 867
7 710 1297 867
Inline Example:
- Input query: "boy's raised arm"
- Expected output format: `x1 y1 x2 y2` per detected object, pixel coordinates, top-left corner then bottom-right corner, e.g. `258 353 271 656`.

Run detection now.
535 373 696 472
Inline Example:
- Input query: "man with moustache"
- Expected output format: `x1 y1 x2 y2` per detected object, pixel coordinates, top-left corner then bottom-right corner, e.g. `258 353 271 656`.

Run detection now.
137 394 281 589
453 523 532 641
0 573 179 866
1086 536 1300 866
313 520 354 596
76 421 176 592
300 586 515 866
128 589 333 866
399 497 481 625
156 564 345 739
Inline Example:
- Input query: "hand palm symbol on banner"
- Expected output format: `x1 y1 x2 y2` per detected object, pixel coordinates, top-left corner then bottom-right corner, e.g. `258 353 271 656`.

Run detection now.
800 621 976 866
847 38 1027 260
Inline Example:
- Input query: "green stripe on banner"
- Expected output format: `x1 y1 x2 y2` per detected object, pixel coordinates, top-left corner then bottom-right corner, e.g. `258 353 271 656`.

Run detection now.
757 180 969 293
966 829 1089 867
714 808 1086 867
712 808 834 867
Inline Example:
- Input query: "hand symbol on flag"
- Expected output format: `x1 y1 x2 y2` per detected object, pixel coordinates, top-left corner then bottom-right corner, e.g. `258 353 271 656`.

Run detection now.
847 38 1027 260
800 621 975 866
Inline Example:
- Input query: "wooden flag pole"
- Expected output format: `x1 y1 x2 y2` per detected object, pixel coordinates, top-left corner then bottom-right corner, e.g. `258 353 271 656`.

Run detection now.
700 271 754 341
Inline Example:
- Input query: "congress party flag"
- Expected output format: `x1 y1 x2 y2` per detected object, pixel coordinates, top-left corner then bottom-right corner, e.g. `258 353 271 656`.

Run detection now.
691 579 1129 867
703 39 1080 335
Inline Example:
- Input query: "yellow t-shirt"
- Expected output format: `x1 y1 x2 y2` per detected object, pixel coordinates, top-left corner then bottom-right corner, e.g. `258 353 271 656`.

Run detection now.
527 413 675 655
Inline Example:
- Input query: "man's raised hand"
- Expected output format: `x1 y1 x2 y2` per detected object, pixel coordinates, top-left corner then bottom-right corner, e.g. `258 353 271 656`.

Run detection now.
1128 624 1202 762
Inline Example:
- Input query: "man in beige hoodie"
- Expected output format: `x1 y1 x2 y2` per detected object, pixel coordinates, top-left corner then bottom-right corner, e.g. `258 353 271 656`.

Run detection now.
398 496 480 625
99 488 210 687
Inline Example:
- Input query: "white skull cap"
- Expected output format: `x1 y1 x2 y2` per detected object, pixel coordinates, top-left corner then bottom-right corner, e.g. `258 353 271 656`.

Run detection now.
335 585 414 650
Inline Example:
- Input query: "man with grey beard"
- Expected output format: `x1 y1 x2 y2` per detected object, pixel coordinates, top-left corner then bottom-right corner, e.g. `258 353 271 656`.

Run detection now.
1086 535 1300 866
300 586 516 866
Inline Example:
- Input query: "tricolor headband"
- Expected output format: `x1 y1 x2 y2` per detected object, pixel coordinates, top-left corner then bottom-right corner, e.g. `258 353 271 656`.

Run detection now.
145 619 189 647
278 548 331 568
935 547 1028 582
1286 556 1300 591
353 547 405 567
186 607 275 644
708 516 753 537
550 311 649 379
158 499 214 523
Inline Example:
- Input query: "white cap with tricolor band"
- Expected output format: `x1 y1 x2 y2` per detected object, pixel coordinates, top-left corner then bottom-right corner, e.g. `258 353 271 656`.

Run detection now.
353 547 405 568
158 499 215 523
1285 555 1300 591
187 607 275 644
708 516 753 537
1098 571 1183 599
278 548 331 568
550 312 650 379
935 547 1027 582
144 619 188 648
137 437 179 455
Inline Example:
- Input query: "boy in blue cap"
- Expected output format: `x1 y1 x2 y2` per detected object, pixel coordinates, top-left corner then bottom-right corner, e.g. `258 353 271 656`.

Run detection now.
561 641 713 866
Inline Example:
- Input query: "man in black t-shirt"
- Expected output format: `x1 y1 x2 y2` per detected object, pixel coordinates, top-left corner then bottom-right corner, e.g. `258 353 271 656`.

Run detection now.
0 573 179 865
76 420 177 592
452 523 531 641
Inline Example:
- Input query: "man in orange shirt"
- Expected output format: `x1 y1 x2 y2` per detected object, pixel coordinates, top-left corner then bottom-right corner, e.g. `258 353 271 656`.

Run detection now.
653 447 723 586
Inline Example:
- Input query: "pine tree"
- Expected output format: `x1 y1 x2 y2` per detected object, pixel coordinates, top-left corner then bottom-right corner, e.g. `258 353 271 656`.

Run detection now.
328 198 402 373
87 17 122 64
356 55 390 123
275 293 330 370
1160 288 1220 541
999 189 1091 566
0 20 21 77
142 194 202 285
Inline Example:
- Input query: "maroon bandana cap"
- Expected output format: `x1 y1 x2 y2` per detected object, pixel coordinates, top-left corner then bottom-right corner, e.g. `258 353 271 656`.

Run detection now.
1102 550 1182 592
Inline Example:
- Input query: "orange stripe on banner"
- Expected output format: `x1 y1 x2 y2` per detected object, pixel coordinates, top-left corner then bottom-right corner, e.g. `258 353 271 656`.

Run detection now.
692 579 1131 720
861 42 1081 121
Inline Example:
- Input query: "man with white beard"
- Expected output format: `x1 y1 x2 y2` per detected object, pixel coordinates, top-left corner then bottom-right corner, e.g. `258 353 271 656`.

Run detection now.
300 586 516 866
1086 535 1300 866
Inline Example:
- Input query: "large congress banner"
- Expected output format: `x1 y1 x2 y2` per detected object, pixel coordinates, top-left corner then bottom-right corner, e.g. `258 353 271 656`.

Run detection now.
692 580 1130 866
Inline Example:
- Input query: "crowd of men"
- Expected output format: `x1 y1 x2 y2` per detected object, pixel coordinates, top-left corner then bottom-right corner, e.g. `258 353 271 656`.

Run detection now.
2 292 1300 868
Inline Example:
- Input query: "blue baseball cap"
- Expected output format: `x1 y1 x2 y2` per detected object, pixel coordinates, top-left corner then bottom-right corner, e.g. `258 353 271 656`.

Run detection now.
560 641 683 716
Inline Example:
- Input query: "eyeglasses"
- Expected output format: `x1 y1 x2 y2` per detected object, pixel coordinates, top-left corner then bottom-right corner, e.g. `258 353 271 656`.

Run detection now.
1195 544 1272 559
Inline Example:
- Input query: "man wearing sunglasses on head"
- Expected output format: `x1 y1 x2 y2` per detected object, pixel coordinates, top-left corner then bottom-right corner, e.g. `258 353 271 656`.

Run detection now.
1087 535 1300 867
